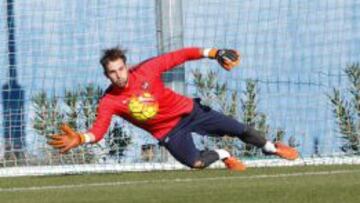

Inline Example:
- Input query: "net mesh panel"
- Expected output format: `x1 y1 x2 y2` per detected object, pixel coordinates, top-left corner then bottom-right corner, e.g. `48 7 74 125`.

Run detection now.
0 0 359 176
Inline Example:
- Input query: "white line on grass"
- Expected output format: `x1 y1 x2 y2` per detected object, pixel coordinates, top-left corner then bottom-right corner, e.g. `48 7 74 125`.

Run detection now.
1 169 360 193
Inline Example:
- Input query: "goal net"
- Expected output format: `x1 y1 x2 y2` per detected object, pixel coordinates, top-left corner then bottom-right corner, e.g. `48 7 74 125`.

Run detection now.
0 0 359 177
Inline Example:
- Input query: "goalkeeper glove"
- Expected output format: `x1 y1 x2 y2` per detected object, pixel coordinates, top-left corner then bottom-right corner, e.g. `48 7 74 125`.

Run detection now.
48 124 88 154
204 48 240 71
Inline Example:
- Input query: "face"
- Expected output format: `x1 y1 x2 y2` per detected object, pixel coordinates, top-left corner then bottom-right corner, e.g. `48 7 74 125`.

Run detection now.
105 59 129 88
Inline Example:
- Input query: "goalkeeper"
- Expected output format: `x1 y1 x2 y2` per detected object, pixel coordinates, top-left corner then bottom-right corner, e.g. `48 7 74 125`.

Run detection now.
48 47 298 171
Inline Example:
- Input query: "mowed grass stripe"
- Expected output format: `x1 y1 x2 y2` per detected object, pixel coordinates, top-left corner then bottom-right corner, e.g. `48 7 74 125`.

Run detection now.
1 169 360 193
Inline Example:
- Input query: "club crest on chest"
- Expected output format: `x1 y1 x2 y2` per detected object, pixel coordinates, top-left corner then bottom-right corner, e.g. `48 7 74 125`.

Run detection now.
141 81 150 90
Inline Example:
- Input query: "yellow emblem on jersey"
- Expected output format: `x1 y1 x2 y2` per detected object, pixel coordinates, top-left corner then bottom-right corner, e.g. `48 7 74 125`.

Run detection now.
128 92 159 121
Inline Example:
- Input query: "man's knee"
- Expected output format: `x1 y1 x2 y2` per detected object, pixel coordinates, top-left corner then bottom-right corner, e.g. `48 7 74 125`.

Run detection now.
192 160 206 169
190 150 220 169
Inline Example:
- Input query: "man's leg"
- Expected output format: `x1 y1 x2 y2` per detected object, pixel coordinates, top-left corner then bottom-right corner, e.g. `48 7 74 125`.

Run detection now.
190 101 298 160
190 102 267 148
161 131 244 170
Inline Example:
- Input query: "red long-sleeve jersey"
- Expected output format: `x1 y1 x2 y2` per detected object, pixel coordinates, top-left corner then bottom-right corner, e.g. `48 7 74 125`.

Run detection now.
89 47 203 142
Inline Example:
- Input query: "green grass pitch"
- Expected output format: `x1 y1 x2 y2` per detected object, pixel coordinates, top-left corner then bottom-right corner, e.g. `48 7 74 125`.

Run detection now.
1 164 360 203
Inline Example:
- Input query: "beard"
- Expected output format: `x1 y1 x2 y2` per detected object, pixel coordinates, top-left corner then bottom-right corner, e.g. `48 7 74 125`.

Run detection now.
115 78 128 88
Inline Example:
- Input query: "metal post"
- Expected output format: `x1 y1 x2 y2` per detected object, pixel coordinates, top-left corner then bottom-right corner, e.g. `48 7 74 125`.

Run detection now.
155 0 185 94
155 0 185 162
2 0 26 165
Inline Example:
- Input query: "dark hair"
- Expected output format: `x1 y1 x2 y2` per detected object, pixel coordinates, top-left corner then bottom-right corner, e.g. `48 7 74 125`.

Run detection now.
100 47 127 75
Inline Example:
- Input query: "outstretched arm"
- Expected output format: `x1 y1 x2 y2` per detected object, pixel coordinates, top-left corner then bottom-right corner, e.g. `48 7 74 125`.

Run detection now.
145 47 203 74
144 47 240 75
48 99 112 153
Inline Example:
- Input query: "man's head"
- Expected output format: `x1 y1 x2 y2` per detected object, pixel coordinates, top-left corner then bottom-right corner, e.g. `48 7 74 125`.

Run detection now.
100 47 129 88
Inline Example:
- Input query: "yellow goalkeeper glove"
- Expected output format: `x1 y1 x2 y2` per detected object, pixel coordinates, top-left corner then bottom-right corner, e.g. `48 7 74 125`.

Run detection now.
204 48 240 71
48 124 86 154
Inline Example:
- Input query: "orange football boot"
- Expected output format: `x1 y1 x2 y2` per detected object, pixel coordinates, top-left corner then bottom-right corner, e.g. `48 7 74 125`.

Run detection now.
223 156 246 171
274 142 299 160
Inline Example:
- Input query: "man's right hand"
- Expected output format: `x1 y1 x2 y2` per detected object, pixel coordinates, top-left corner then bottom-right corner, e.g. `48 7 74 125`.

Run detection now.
48 124 86 154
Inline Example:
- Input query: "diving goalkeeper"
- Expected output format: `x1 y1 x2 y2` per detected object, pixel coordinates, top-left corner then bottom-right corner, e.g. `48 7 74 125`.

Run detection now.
48 47 298 171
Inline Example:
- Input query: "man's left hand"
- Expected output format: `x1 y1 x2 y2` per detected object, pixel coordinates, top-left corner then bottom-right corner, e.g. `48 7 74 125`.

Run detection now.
205 48 240 71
